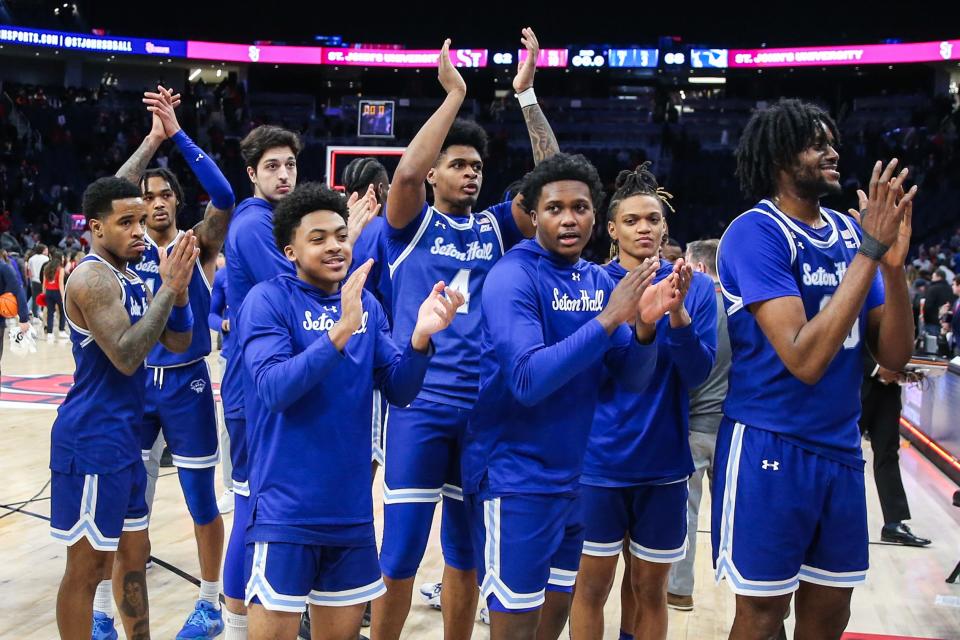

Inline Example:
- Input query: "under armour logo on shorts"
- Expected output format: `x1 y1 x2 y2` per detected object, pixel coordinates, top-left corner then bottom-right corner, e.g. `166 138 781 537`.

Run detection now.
761 459 780 471
190 379 207 394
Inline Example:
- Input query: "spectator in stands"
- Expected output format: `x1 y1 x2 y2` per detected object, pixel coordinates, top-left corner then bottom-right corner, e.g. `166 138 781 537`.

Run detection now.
922 269 955 336
26 243 48 316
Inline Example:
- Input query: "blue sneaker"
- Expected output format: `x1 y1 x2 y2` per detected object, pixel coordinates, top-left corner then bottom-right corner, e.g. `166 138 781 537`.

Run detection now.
176 600 224 639
91 612 118 640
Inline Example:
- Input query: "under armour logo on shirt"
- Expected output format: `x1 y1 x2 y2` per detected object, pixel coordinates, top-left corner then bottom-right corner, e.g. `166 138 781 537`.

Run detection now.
435 220 447 229
761 459 780 471
190 379 207 394
572 272 581 281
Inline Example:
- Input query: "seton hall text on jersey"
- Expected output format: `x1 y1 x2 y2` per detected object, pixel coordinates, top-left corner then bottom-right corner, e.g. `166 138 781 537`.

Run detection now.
801 261 849 288
552 288 605 312
302 309 368 334
429 237 494 262
136 258 160 274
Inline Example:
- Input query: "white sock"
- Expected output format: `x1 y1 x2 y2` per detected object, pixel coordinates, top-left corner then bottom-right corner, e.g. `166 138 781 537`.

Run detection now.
224 609 247 640
199 579 222 608
93 580 113 618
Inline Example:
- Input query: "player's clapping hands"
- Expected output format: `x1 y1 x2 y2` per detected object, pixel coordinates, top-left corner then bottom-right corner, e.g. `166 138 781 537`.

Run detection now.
513 27 540 94
346 184 381 246
438 39 466 96
158 230 199 304
142 85 183 138
411 281 465 352
329 259 373 351
596 258 658 333
640 258 692 326
858 159 917 264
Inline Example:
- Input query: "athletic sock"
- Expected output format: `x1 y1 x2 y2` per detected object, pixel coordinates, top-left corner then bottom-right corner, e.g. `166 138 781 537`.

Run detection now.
93 580 113 618
199 579 222 609
619 631 634 640
224 609 247 640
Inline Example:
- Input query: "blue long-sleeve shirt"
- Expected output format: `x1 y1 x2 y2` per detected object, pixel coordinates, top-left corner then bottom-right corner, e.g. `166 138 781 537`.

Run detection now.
236 273 431 545
222 197 295 419
461 240 658 498
208 267 234 357
582 259 717 486
0 261 30 322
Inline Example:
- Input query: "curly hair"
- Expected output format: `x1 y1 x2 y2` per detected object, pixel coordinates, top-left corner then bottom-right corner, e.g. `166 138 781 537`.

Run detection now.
272 182 349 252
518 153 605 212
735 98 839 200
82 177 142 221
438 118 488 160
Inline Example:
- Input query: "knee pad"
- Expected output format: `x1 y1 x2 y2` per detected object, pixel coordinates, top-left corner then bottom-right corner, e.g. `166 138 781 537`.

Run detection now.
380 501 436 579
440 496 475 571
177 466 219 525
223 493 250 600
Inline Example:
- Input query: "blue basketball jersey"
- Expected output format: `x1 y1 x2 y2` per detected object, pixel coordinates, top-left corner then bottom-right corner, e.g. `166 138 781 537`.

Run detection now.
350 215 393 326
51 254 151 474
385 202 523 409
717 200 885 465
132 229 212 367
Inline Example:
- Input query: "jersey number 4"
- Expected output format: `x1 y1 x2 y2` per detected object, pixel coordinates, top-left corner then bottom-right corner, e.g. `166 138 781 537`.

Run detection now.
820 294 860 349
449 269 471 315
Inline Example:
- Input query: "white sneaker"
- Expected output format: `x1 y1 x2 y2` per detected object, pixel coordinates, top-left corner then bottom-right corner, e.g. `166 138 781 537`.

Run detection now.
58 330 69 339
217 489 235 514
418 582 442 610
46 333 54 343
480 606 489 625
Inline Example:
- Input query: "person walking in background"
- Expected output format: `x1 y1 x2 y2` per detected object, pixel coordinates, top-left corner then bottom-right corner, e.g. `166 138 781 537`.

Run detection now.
27 243 49 317
43 250 67 342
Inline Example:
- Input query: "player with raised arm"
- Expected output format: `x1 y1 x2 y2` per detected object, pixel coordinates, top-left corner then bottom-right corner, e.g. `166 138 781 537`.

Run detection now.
571 164 717 640
373 29 558 640
235 182 462 640
714 99 916 640
109 86 237 640
51 176 198 640
461 153 677 640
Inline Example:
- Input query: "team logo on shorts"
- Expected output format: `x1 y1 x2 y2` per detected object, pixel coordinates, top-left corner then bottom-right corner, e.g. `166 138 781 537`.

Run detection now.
190 379 207 394
761 459 780 471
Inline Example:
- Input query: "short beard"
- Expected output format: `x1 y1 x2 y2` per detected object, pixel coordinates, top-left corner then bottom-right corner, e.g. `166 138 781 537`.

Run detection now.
794 165 841 199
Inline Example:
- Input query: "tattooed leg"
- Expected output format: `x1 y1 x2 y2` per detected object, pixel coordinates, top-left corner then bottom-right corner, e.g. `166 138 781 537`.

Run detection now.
113 529 151 640
57 537 110 640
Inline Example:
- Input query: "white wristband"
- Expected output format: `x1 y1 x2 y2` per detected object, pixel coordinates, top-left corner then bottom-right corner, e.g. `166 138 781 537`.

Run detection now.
515 87 537 108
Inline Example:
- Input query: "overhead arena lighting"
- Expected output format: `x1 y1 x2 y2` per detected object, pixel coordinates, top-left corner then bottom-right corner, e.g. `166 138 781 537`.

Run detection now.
688 76 726 84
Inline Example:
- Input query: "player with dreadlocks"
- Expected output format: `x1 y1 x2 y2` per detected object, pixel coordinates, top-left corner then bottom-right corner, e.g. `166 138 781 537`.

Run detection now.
714 98 916 639
571 163 717 640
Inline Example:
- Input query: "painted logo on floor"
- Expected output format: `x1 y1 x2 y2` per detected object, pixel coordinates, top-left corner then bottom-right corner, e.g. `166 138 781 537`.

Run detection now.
0 374 221 408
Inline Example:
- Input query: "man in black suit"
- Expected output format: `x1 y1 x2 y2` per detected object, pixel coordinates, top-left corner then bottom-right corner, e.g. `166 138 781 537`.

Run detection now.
859 352 931 546
944 276 960 356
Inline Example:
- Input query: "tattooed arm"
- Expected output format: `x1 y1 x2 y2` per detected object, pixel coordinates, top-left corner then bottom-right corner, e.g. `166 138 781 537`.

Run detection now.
67 236 199 374
115 114 165 184
510 27 558 237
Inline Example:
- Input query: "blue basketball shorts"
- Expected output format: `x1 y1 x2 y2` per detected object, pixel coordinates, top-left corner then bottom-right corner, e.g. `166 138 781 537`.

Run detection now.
380 398 474 577
466 492 583 613
244 540 385 612
711 418 869 596
580 481 688 563
141 361 219 469
371 389 389 466
50 461 149 551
